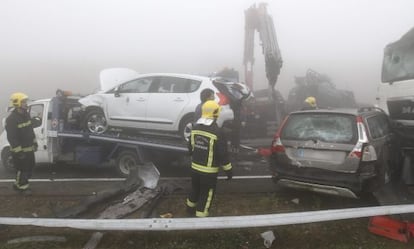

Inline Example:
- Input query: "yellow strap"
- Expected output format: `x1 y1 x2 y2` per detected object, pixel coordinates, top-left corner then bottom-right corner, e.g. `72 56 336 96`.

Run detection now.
11 146 22 153
222 163 232 171
22 146 35 152
191 130 217 140
17 120 31 128
196 188 214 217
191 162 219 173
186 198 196 208
191 130 217 167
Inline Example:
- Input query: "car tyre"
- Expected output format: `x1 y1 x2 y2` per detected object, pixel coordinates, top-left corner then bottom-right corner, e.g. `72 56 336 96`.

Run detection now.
179 115 194 141
82 108 108 134
116 150 140 177
1 147 15 172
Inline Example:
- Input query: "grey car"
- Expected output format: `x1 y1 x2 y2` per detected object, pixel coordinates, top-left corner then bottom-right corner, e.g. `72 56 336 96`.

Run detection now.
269 107 398 198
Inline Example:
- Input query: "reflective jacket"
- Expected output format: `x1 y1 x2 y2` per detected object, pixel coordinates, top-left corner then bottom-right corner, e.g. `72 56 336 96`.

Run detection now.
188 122 232 174
5 110 36 153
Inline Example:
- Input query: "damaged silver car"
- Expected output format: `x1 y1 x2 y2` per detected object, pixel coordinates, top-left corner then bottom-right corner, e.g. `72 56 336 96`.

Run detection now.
269 107 399 198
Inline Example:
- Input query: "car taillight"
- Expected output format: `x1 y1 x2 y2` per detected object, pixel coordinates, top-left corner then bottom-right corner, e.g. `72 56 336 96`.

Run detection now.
361 144 377 161
271 116 288 153
348 116 376 161
217 92 230 105
349 143 377 161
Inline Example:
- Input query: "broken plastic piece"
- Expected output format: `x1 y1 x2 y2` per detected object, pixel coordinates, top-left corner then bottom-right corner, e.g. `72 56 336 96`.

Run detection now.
260 230 275 248
160 213 173 218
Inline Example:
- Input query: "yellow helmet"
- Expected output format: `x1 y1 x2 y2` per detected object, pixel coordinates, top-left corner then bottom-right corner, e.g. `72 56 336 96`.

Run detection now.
305 96 317 107
201 100 221 119
9 92 29 108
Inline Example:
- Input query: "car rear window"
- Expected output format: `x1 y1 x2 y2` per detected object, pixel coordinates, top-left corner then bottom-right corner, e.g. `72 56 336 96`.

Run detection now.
281 113 357 144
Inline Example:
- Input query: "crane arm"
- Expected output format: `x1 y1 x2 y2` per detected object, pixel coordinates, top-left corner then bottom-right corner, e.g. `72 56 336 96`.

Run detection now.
243 3 283 91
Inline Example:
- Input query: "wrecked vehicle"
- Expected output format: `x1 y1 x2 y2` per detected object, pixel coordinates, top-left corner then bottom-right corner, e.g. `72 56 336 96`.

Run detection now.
269 107 399 198
286 69 357 113
377 27 414 185
79 70 251 140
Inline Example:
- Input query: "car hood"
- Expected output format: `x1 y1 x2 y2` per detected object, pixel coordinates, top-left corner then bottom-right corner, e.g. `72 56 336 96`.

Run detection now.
99 68 140 92
382 27 414 83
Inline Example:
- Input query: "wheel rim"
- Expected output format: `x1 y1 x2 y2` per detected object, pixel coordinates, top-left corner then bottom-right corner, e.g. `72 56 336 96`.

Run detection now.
87 113 108 134
183 122 192 141
118 154 137 175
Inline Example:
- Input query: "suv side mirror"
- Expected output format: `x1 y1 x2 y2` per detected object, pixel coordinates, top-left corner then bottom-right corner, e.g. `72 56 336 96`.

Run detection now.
114 87 120 97
31 117 42 128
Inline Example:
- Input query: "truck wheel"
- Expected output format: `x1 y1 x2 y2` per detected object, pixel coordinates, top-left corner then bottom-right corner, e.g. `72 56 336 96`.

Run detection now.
179 115 194 141
1 147 15 172
83 108 108 134
116 150 139 177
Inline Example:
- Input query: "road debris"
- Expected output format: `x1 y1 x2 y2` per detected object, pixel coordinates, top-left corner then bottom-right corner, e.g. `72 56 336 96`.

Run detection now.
260 230 275 248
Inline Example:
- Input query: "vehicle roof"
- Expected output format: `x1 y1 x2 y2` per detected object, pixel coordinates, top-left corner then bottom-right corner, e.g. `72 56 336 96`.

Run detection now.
289 107 385 116
31 98 51 103
129 73 212 81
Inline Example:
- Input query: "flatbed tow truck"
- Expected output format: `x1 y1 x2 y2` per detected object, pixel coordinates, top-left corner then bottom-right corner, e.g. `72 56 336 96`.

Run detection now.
0 90 269 178
0 92 191 178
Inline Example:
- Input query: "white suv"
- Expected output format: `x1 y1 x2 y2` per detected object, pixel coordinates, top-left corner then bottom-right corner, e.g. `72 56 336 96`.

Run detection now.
79 71 251 139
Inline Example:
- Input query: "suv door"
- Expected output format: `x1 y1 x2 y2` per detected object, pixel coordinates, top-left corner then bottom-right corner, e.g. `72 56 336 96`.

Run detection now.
145 76 193 130
106 77 155 129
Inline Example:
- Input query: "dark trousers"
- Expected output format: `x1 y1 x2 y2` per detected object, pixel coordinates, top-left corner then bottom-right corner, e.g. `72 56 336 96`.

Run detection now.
187 171 218 217
13 152 35 188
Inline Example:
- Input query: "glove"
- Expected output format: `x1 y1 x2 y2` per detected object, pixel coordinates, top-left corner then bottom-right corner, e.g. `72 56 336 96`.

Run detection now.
225 169 233 181
33 143 38 152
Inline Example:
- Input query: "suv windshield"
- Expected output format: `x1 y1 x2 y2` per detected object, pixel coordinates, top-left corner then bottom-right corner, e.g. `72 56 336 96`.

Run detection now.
281 113 357 144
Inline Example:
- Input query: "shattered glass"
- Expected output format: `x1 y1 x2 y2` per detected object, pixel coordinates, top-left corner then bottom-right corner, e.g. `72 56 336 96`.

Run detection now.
281 113 357 144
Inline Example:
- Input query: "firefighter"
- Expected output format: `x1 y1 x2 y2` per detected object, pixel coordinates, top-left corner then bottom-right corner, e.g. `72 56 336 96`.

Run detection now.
302 96 318 110
5 92 37 193
186 100 233 217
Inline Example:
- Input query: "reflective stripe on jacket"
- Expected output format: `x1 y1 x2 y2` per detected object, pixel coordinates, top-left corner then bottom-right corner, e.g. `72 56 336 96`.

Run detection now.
189 122 232 174
5 110 36 153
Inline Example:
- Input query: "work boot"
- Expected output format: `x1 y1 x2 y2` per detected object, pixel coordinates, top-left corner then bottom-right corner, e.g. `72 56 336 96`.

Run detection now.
12 183 31 195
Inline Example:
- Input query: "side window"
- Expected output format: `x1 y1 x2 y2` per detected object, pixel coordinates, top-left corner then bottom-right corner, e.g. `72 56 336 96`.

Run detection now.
367 114 390 139
188 79 202 92
156 77 185 93
156 77 201 93
119 78 152 93
29 104 44 125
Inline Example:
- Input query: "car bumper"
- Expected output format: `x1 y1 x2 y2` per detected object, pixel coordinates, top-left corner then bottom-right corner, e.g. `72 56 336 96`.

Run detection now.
270 157 377 197
277 179 358 198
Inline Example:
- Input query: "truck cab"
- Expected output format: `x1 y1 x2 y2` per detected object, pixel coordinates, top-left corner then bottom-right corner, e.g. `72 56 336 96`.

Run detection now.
0 95 84 170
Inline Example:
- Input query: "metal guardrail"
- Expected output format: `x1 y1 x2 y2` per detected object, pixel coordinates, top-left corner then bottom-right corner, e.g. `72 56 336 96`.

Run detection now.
0 204 413 231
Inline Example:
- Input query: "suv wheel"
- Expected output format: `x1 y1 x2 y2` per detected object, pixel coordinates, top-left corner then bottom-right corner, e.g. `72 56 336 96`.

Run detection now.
179 115 194 141
83 108 108 134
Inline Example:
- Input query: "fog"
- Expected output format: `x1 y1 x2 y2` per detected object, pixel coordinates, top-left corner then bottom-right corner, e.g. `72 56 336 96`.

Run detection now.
1 0 414 126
